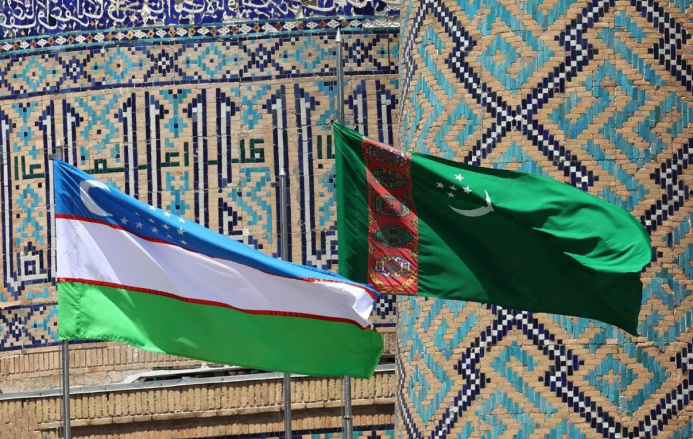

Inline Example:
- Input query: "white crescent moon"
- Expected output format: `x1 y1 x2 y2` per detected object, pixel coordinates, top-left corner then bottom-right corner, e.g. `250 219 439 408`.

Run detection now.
448 190 493 217
79 179 112 217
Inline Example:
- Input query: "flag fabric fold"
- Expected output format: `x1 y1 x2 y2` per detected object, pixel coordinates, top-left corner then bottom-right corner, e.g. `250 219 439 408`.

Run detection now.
55 159 383 378
334 123 651 335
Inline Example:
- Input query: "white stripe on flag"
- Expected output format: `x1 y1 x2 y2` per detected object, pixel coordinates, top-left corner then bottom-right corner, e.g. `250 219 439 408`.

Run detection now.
57 218 374 327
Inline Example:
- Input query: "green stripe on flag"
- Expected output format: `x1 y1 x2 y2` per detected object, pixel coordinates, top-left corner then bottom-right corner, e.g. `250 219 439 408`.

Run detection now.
335 123 369 282
58 282 383 378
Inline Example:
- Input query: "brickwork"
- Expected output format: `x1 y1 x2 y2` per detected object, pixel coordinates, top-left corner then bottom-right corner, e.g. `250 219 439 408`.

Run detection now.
0 369 395 438
0 331 397 393
396 0 693 437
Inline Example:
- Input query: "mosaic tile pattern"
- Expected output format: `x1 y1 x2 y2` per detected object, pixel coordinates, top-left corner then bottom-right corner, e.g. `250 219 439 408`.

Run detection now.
0 0 400 38
0 28 399 354
0 17 401 58
396 0 693 437
0 32 398 98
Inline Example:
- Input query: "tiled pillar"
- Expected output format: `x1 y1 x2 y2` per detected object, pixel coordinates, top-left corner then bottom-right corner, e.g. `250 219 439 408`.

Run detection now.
396 0 693 437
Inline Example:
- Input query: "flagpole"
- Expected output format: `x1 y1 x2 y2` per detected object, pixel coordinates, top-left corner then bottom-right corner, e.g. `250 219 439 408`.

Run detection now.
50 150 72 439
335 29 353 439
278 167 292 439
61 340 71 439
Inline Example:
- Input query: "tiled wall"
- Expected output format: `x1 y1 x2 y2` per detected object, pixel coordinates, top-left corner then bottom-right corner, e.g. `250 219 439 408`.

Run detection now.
396 0 693 437
0 0 399 38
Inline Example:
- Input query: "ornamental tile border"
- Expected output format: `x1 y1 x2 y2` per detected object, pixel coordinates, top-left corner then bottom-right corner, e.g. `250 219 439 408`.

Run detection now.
0 18 400 57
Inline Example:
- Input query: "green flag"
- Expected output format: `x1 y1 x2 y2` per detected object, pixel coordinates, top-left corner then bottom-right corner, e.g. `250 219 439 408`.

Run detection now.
334 123 651 335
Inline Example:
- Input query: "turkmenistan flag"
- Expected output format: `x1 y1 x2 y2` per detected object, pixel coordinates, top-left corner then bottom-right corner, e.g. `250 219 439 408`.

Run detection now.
55 159 382 378
334 123 651 335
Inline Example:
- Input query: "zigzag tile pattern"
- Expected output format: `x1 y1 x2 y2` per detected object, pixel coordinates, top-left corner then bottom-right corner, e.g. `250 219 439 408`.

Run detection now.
0 0 398 38
397 0 692 436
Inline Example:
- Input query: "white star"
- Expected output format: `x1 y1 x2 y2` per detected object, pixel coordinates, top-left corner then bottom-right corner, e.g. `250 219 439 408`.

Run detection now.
148 218 155 223
455 173 464 181
149 205 156 211
166 235 172 240
177 228 185 235
447 192 455 198
180 240 187 245
152 226 159 233
163 211 171 217
178 218 185 223
162 223 170 230
463 186 472 194
436 182 444 188
449 185 457 191
136 222 143 229
120 217 129 224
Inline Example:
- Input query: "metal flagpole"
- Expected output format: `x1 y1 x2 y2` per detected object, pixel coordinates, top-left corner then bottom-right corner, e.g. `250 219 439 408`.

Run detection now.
61 339 71 439
50 147 71 439
335 29 353 439
278 168 292 439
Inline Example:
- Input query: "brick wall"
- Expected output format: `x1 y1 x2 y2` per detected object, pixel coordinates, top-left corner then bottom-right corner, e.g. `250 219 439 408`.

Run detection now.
1 368 395 438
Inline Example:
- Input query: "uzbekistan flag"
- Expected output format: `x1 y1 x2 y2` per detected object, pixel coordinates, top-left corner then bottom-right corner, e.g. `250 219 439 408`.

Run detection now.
55 159 383 378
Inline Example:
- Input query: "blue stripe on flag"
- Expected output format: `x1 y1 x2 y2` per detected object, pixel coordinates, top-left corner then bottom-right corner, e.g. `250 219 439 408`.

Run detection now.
53 159 377 292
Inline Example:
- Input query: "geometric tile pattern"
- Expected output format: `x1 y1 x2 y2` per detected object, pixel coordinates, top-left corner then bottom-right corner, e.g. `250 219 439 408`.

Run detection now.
398 299 693 438
0 33 398 100
0 303 57 350
0 17 400 58
0 27 399 356
397 0 693 436
0 0 399 38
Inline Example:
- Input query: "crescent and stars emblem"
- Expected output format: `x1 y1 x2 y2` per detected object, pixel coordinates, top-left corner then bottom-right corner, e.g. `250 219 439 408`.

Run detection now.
79 179 112 217
437 173 493 218
75 173 190 246
449 190 493 217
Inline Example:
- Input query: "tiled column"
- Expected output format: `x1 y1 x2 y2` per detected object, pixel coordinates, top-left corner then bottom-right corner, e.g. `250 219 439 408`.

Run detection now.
396 0 693 437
